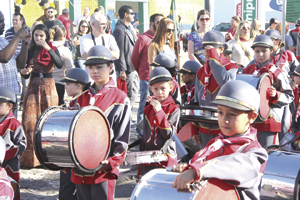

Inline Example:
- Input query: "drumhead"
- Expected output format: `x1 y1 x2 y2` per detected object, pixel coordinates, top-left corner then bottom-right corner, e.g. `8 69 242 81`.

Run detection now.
257 73 272 121
34 106 66 170
69 106 111 173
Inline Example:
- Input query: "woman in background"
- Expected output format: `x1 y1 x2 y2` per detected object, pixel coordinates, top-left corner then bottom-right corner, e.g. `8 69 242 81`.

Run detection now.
250 19 263 39
228 21 254 72
50 25 74 105
148 17 176 70
72 19 90 70
225 16 242 42
20 24 63 167
187 9 210 65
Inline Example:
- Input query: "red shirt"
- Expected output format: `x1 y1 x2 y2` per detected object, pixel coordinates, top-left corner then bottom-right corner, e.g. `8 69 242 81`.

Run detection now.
57 14 71 40
131 30 154 81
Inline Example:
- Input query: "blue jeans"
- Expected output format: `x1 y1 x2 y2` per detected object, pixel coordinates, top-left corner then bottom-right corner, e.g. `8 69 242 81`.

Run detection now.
136 80 149 135
74 59 85 70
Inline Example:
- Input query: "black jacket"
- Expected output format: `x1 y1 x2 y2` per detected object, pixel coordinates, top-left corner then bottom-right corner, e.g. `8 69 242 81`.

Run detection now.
112 20 135 73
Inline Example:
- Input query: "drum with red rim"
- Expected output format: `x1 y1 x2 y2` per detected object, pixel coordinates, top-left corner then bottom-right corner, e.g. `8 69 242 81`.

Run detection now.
236 73 272 122
34 106 111 173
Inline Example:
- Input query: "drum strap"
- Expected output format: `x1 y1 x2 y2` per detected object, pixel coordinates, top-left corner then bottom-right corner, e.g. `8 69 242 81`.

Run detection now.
238 41 252 62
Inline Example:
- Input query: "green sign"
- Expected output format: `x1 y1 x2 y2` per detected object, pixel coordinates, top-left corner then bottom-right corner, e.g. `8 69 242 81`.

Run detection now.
243 0 257 21
286 0 300 23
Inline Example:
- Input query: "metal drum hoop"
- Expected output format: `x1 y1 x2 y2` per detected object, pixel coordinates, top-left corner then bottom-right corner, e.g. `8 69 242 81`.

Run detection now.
34 106 66 170
68 106 111 173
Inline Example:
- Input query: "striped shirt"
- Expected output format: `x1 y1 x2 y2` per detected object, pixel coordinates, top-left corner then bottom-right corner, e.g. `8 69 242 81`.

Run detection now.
5 27 22 54
0 37 21 95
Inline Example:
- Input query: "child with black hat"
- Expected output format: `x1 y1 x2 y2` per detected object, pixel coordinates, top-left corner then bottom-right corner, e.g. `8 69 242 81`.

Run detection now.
58 68 90 200
69 45 131 200
193 30 238 149
178 60 201 105
139 67 180 177
172 80 268 200
243 35 294 147
60 68 90 109
150 53 181 105
0 87 26 200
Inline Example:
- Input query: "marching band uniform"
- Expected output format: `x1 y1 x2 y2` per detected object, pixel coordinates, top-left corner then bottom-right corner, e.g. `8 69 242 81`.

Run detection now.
178 60 201 105
194 30 238 149
243 35 294 147
70 46 131 200
179 80 268 200
0 87 26 200
59 68 90 200
150 53 181 105
139 67 180 177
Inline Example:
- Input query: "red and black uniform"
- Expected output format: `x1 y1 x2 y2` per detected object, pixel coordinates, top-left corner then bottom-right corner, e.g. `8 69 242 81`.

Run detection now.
70 78 131 200
243 59 294 146
194 48 238 148
183 127 268 200
139 95 180 176
0 110 26 200
180 82 196 105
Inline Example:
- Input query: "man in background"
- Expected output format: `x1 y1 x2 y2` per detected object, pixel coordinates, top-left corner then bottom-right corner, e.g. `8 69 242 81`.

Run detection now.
131 13 163 136
113 5 138 110
5 13 27 111
36 8 48 23
57 8 71 40
44 7 64 30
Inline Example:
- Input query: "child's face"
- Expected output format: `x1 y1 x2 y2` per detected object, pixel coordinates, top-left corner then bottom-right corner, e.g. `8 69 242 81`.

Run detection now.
65 82 82 96
34 29 46 44
181 73 195 84
0 101 12 118
294 76 300 85
150 81 173 102
88 63 112 85
217 105 257 137
254 46 272 66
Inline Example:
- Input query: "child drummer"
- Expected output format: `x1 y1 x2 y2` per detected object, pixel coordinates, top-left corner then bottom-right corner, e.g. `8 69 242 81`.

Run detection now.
178 60 201 105
59 68 90 200
172 80 268 200
139 67 180 177
243 35 294 147
70 45 131 200
194 30 238 149
0 87 26 200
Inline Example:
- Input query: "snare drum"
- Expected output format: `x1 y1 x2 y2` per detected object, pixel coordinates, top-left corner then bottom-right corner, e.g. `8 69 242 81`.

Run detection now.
261 149 300 199
124 151 168 166
34 106 111 173
236 73 272 121
180 105 218 123
131 169 240 200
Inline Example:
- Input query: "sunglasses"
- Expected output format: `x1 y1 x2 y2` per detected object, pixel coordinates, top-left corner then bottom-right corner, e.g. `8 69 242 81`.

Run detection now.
48 11 54 14
167 29 175 33
81 25 89 28
128 12 135 15
242 26 250 30
200 18 210 21
156 21 160 25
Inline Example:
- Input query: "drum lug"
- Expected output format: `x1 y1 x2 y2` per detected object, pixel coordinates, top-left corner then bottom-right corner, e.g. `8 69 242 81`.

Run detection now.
191 180 207 191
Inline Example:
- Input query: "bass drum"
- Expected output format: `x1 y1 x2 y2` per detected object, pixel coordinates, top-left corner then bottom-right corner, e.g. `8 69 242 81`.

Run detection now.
130 169 240 200
236 73 272 122
34 106 111 173
261 149 300 200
